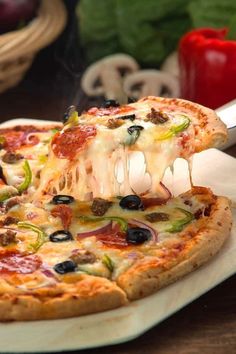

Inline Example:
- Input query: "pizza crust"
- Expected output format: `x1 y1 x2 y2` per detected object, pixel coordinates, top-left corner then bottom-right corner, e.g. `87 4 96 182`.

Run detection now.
0 276 127 321
116 196 232 300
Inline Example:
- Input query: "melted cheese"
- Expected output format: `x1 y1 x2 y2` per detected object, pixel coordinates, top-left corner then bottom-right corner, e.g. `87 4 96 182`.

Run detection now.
34 110 195 201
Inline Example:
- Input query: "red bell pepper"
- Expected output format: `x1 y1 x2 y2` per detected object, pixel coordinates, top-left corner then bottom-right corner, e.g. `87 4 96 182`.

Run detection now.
179 28 236 109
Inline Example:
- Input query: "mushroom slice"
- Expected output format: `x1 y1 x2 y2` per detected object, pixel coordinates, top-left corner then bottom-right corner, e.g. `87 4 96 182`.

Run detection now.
123 69 180 99
81 53 139 103
161 52 179 78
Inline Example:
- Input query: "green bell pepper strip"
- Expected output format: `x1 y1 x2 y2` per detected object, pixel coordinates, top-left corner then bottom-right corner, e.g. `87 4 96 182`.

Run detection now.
17 221 47 252
156 115 190 141
17 160 32 193
0 193 10 202
165 208 194 233
102 254 114 272
79 215 128 233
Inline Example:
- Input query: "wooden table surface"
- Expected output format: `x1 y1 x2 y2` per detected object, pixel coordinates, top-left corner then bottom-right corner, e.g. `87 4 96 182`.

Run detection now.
0 39 235 354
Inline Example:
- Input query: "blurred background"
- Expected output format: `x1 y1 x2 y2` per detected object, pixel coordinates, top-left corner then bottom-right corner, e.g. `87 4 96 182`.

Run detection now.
0 0 236 122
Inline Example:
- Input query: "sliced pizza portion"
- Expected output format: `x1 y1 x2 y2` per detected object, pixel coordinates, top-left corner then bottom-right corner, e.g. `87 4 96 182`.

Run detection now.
0 124 61 202
34 96 227 202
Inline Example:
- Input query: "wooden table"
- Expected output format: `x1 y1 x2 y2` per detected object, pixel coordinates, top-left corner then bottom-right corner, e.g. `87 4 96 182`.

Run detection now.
0 44 235 354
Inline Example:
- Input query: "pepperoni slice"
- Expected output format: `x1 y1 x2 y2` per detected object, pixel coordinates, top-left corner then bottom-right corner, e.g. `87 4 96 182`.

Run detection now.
87 105 134 117
0 253 42 274
51 126 96 160
0 126 43 151
51 205 73 230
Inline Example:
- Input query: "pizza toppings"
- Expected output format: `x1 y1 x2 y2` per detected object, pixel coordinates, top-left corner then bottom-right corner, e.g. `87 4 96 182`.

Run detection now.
118 114 136 121
70 250 96 265
49 230 73 243
125 125 144 145
0 253 42 274
126 227 151 245
146 108 169 124
145 212 169 222
157 115 190 141
51 125 97 160
102 99 120 108
91 198 112 216
17 222 47 252
2 152 23 164
119 195 143 210
54 260 77 274
0 216 19 226
51 205 73 230
102 254 114 272
17 160 32 194
165 208 194 233
0 230 17 246
51 195 75 205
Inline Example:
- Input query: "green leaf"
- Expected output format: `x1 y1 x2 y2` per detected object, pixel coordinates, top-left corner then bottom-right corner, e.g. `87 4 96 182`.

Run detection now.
188 0 236 30
17 160 32 193
17 222 47 252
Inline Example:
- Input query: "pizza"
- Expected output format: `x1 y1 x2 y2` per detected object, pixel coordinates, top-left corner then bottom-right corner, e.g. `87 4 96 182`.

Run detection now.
0 96 232 321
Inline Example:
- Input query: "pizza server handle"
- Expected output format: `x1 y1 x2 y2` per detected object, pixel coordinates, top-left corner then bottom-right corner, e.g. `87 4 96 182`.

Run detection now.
216 99 236 149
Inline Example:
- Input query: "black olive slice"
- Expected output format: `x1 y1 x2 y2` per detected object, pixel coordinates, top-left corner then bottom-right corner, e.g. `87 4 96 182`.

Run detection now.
102 99 120 108
119 195 143 210
118 114 136 121
127 125 144 134
62 105 76 123
54 260 77 274
128 97 137 103
49 230 73 242
126 227 151 245
51 195 75 205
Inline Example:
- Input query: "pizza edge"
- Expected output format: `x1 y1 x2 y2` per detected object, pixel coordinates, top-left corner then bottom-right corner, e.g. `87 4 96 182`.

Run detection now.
0 276 127 321
116 194 232 300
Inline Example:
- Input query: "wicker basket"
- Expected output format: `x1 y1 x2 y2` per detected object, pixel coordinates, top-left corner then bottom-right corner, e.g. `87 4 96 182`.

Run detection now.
0 0 67 93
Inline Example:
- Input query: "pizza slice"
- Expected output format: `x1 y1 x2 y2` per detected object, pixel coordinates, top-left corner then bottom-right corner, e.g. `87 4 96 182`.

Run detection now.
34 96 227 202
0 124 61 202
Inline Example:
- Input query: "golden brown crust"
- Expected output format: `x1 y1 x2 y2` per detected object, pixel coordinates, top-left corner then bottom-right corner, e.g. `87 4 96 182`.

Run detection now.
138 96 228 151
0 276 127 321
117 195 232 300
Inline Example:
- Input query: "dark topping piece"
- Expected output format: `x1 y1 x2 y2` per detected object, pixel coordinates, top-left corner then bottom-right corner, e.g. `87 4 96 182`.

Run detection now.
128 97 136 103
194 209 203 220
204 205 212 216
91 198 112 216
1 216 19 226
0 230 17 246
118 114 136 121
54 260 76 274
125 125 144 145
146 108 169 124
119 195 143 210
70 250 96 264
49 230 73 242
5 197 20 211
102 99 120 108
107 119 124 129
127 125 144 134
2 152 23 164
126 227 151 245
51 195 75 205
62 105 76 124
145 212 169 223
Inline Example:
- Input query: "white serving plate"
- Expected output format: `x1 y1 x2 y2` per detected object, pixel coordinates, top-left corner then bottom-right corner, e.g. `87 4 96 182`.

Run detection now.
0 119 235 353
